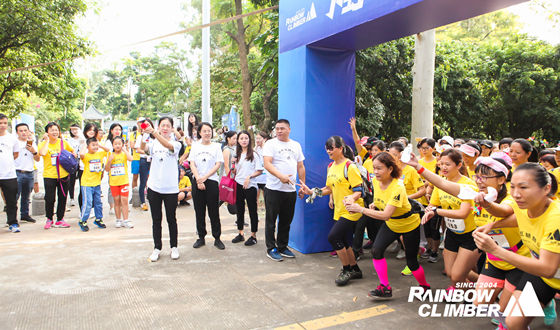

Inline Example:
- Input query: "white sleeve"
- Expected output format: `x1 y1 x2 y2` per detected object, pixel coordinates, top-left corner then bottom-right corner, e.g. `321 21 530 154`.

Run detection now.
255 152 264 171
216 144 225 163
262 140 274 157
12 137 20 153
296 143 305 162
187 144 196 162
171 141 181 156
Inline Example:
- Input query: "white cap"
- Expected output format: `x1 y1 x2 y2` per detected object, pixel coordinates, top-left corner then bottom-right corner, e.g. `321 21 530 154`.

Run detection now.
441 136 454 146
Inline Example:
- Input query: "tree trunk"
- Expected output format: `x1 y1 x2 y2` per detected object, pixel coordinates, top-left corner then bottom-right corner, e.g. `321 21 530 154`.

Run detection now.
234 0 253 130
260 86 276 131
410 29 436 152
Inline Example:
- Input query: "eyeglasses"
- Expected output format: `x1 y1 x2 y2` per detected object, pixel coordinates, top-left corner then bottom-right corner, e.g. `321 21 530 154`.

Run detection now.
474 175 500 183
325 146 334 151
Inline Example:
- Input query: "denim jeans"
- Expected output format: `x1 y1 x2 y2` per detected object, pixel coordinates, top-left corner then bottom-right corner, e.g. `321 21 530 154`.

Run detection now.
80 185 103 222
139 158 150 204
16 170 34 217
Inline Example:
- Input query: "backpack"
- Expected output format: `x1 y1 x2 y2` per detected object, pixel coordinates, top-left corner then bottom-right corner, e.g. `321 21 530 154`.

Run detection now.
57 139 78 175
328 160 373 205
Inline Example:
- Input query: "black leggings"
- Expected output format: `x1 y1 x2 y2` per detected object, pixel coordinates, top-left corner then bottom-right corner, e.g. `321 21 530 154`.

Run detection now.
147 188 178 250
352 215 382 252
373 223 421 271
67 170 78 200
236 184 258 232
77 170 84 210
192 180 221 239
328 217 356 250
44 177 69 221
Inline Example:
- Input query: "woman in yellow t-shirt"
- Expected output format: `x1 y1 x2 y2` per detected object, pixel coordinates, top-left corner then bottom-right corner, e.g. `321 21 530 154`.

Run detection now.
301 136 364 287
346 152 429 300
422 148 480 291
407 152 532 328
473 163 560 330
38 122 75 229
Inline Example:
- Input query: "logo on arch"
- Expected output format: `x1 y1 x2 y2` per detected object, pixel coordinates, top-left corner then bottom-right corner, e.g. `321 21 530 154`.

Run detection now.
503 282 544 317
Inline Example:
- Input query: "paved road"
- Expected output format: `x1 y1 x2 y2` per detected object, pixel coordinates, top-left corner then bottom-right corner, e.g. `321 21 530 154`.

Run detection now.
0 197 556 329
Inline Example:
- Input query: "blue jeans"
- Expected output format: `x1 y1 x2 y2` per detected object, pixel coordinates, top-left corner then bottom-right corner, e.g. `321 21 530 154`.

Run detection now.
139 158 150 204
16 171 34 217
80 185 103 222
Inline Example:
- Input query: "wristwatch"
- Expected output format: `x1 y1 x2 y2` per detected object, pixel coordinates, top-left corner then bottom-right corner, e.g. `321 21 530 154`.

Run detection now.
432 207 438 216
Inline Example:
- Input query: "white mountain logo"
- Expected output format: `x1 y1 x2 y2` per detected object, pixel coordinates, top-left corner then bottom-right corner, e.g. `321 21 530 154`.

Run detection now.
503 282 545 317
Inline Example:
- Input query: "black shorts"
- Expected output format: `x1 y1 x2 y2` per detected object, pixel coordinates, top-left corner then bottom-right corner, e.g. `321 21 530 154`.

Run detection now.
257 183 266 190
444 229 477 252
516 272 560 305
481 261 524 287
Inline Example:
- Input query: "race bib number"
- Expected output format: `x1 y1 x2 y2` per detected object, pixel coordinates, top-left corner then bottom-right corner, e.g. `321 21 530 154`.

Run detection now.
51 153 59 166
111 164 125 176
488 229 510 249
89 159 102 172
445 217 466 233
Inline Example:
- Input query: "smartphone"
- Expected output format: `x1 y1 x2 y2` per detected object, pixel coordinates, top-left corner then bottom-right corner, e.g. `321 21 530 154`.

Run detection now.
26 140 32 147
140 122 149 130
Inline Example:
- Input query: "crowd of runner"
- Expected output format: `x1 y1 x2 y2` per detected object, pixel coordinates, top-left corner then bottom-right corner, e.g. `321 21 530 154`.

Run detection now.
1 112 559 329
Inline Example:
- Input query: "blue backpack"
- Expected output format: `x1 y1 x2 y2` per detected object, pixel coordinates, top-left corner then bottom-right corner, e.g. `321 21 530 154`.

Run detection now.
56 138 78 175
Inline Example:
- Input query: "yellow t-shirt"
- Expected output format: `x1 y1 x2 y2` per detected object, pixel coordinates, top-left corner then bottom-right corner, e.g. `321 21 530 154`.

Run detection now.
358 148 368 160
132 131 141 161
401 165 427 205
81 151 107 187
513 200 560 290
38 139 74 179
472 194 530 271
467 166 476 182
419 157 437 174
363 158 373 181
430 175 477 234
326 160 364 221
179 176 192 189
551 168 560 199
372 178 420 233
107 152 129 186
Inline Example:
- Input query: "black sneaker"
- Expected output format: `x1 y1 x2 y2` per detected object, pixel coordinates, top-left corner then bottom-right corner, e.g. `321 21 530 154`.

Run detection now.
244 236 257 246
368 284 392 300
232 234 245 243
20 215 36 223
279 248 295 258
214 239 225 250
193 238 205 248
349 266 363 280
93 219 106 229
78 221 89 232
335 269 352 286
363 240 373 250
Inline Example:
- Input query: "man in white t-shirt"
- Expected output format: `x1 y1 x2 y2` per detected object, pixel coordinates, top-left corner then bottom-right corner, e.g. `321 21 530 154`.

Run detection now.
14 123 40 223
263 119 306 261
0 114 21 232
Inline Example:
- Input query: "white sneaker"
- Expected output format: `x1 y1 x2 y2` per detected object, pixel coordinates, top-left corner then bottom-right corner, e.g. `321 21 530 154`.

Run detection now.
149 249 161 262
109 209 115 215
387 241 400 253
171 247 179 260
115 220 122 228
123 220 134 228
396 249 406 260
70 199 76 206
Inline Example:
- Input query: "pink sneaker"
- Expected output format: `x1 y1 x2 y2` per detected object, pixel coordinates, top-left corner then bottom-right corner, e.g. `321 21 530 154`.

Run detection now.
44 219 53 229
54 220 70 228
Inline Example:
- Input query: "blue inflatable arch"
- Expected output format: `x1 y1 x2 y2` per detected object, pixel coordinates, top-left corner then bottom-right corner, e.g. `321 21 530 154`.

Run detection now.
279 0 527 253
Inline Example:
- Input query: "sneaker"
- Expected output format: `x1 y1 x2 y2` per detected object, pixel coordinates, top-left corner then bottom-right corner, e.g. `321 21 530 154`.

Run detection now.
349 266 363 280
267 248 283 262
9 224 20 233
93 219 106 229
387 240 400 253
141 203 148 211
149 249 161 262
396 249 406 260
496 323 507 330
363 240 374 250
244 236 257 246
279 248 296 258
78 221 89 232
420 248 432 259
214 239 225 250
544 299 557 326
44 219 53 229
66 205 71 212
54 220 70 228
335 269 352 286
428 253 439 263
330 251 338 258
123 220 134 228
20 215 36 223
70 199 76 206
109 209 115 215
418 246 426 258
232 234 245 243
439 240 444 250
401 266 412 276
193 238 205 248
368 284 393 300
490 318 500 326
171 247 180 260
115 220 122 228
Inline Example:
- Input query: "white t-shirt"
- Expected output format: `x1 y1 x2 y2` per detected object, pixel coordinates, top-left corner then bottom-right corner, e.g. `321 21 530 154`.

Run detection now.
134 134 150 159
104 139 114 152
0 133 20 179
67 137 84 153
14 139 37 172
234 151 264 189
254 147 267 185
188 142 224 183
263 138 305 192
147 138 182 194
